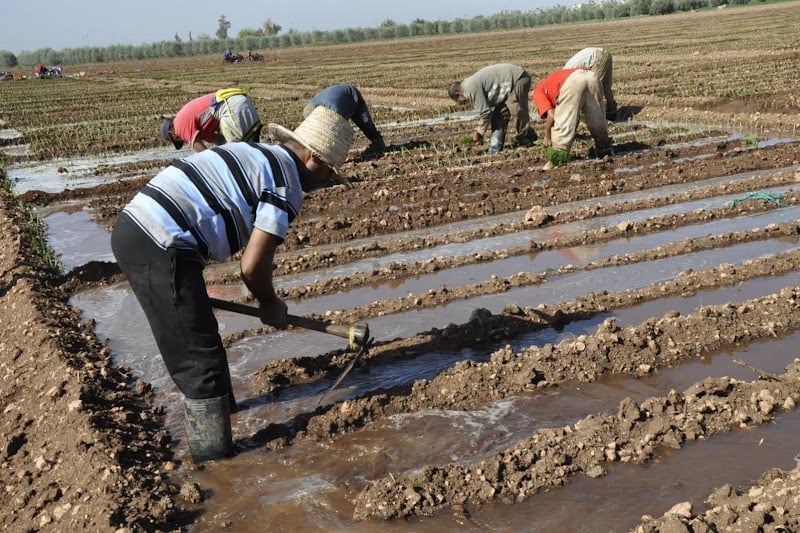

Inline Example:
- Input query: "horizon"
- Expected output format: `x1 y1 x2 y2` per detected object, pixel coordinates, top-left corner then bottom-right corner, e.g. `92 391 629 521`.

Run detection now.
0 0 573 54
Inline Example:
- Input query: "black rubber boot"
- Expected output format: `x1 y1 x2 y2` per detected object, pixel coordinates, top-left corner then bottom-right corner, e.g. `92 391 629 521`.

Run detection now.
184 394 233 462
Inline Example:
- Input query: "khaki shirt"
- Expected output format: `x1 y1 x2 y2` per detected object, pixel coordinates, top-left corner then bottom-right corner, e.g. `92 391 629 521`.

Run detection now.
462 63 524 136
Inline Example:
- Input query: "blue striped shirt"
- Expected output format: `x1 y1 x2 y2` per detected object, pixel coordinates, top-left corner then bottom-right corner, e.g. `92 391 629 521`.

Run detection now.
122 142 303 262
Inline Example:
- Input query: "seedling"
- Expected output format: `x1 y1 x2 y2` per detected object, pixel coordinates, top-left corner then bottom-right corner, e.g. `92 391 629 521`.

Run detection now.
545 147 570 167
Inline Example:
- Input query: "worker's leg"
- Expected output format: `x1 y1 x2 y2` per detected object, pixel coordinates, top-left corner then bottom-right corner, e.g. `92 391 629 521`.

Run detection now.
578 71 613 155
508 71 536 143
550 72 585 153
488 104 511 154
111 213 235 461
592 49 617 119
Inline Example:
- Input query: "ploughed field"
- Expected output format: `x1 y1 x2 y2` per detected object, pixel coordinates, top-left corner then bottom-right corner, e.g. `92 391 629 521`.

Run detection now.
2 3 800 531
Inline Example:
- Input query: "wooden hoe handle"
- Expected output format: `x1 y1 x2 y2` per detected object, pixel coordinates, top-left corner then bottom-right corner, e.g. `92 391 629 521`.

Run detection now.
208 297 369 348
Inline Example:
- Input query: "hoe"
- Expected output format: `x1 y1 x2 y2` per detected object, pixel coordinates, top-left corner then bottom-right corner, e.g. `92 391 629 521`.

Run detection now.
209 297 372 401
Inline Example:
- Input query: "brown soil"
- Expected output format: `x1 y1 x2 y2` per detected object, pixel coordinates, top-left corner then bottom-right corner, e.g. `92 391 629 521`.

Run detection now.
0 185 186 531
4 5 800 531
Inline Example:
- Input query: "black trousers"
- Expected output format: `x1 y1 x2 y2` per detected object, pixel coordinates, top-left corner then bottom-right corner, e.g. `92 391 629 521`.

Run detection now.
110 213 232 400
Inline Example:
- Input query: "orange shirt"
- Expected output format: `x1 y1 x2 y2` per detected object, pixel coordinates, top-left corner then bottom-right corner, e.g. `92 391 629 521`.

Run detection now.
532 68 586 119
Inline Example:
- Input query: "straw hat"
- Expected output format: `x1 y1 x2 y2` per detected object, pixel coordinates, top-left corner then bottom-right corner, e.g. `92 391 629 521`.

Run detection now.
268 106 354 176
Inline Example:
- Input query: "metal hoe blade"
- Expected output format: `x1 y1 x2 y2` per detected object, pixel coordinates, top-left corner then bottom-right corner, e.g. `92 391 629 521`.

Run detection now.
318 337 373 405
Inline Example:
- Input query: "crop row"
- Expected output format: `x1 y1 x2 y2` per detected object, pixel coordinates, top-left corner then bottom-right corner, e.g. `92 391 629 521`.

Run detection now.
0 3 798 161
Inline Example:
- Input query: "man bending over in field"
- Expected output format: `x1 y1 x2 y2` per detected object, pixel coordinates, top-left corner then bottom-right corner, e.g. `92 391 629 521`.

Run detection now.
448 63 538 154
304 84 385 153
533 67 613 170
564 47 618 121
117 106 354 462
160 88 262 152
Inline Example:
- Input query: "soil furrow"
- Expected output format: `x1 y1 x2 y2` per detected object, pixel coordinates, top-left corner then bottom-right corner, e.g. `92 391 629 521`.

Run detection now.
352 359 800 520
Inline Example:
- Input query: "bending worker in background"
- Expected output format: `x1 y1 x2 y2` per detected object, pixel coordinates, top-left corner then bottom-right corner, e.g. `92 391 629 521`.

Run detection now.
564 47 618 120
448 63 538 154
304 83 385 152
161 88 262 152
114 106 354 462
533 67 613 170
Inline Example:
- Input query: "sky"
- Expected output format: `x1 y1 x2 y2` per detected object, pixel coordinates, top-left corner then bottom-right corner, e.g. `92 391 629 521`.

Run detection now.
0 0 573 54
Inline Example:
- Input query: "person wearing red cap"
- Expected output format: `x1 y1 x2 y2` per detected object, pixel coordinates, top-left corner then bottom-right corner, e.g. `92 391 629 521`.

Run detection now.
160 88 262 152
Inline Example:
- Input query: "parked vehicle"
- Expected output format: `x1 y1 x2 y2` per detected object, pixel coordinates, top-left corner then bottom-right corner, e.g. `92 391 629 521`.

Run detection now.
223 50 244 64
35 64 63 78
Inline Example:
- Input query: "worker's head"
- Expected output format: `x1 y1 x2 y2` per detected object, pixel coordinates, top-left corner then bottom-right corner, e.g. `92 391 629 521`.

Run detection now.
448 82 468 105
268 106 354 191
160 119 183 150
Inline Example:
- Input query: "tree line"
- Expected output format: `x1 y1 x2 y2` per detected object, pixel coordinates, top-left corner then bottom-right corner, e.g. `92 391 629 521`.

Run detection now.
0 0 760 69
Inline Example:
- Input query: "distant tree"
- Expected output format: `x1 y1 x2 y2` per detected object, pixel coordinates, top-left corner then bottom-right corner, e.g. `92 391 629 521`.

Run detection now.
174 33 182 42
0 50 18 68
393 24 410 38
650 0 675 14
629 0 652 15
262 19 282 36
189 31 193 41
216 15 231 39
166 40 185 57
380 19 397 28
239 27 265 38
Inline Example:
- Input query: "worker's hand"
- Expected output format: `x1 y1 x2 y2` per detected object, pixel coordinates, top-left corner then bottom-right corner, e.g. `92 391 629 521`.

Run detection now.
472 131 483 145
258 296 288 330
542 135 552 148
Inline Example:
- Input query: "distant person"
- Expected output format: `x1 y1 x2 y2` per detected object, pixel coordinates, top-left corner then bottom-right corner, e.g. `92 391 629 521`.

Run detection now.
448 63 538 154
160 88 262 152
113 106 355 463
304 84 385 152
564 47 617 120
532 68 613 170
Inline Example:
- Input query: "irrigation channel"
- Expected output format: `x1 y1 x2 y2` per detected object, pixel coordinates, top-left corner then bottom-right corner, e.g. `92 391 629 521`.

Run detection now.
10 118 800 531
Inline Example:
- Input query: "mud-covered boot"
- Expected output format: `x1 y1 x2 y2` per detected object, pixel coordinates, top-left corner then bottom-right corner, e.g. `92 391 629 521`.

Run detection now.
184 394 233 462
488 129 505 154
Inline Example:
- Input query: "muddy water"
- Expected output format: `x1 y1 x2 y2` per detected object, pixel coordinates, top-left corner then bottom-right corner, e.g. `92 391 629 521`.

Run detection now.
181 333 800 532
6 146 180 193
21 136 800 529
40 169 798 284
69 247 800 531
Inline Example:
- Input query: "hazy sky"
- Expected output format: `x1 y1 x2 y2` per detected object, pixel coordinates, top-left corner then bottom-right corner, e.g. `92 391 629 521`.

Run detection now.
0 0 572 53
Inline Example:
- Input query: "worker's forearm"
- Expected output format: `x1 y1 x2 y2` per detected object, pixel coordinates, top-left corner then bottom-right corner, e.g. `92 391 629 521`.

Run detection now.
241 265 278 305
